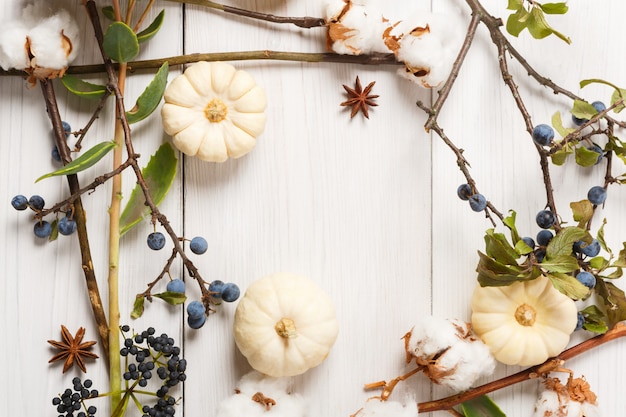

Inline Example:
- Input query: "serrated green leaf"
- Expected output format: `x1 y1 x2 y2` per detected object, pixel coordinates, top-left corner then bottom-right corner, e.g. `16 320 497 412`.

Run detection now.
604 267 623 279
131 296 145 319
506 8 529 37
580 305 608 334
589 256 609 270
103 22 139 63
570 200 593 228
153 291 187 305
610 88 626 113
476 251 536 287
551 111 575 138
137 9 165 43
527 7 553 39
596 279 626 327
120 143 178 235
507 0 524 11
102 6 116 20
547 272 589 300
36 141 116 182
546 227 590 258
541 255 580 273
597 219 611 255
126 62 168 124
571 100 598 119
611 243 626 268
61 75 108 100
461 395 507 417
540 3 568 14
575 146 602 167
503 210 520 244
485 229 520 265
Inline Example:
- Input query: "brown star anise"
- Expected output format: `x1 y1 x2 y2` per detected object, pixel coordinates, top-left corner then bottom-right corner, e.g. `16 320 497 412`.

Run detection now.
340 76 379 119
48 325 98 373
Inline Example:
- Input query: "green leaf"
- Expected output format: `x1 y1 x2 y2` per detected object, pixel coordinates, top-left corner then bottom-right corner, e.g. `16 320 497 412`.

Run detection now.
49 219 59 242
589 256 609 270
547 272 589 300
485 229 520 265
610 88 626 113
551 111 575 138
575 146 602 167
503 210 520 244
597 219 611 255
546 227 590 258
527 7 553 39
126 62 168 124
507 0 523 11
102 6 116 20
571 99 598 120
137 10 165 43
61 75 108 100
131 296 145 319
541 255 580 273
611 243 626 268
596 279 626 327
551 147 573 165
506 8 529 37
570 200 593 228
461 395 507 417
103 22 139 63
153 291 187 305
36 141 116 182
119 143 178 235
476 251 535 287
515 239 534 255
581 305 609 334
540 3 569 14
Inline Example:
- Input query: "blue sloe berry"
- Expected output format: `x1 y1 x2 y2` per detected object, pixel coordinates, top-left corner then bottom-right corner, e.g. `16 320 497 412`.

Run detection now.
592 101 606 113
575 271 596 289
575 311 585 331
29 195 45 211
536 230 553 246
11 195 28 210
52 146 62 162
187 314 206 329
58 215 77 236
186 301 205 319
208 280 225 298
189 236 208 255
147 232 166 250
166 279 185 294
521 237 535 249
587 186 607 205
574 239 601 257
535 249 546 263
456 183 472 201
532 124 554 146
221 283 241 303
536 209 556 229
34 221 52 238
590 143 604 165
468 194 487 212
572 114 587 126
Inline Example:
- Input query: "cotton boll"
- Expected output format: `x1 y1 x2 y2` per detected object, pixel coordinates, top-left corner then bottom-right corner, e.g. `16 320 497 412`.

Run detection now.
354 398 418 417
0 24 31 70
406 317 495 392
216 371 308 417
325 0 391 55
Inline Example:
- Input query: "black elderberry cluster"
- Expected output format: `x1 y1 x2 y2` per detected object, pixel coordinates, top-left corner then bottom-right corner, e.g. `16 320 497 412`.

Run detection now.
52 377 98 417
119 325 186 417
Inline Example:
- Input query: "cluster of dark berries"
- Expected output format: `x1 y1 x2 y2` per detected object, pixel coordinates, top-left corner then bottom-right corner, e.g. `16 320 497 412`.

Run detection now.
11 193 77 239
456 183 487 212
52 377 98 417
119 325 186 404
141 396 177 417
184 280 240 330
51 121 73 163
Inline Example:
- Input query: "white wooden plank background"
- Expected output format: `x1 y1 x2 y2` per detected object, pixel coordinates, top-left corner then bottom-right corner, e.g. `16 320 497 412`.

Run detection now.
1 0 625 416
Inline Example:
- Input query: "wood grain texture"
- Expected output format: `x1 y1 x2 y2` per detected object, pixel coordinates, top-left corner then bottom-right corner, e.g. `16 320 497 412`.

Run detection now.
1 0 625 416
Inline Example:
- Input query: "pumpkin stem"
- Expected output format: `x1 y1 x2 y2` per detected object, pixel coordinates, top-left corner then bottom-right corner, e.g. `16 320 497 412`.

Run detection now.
275 318 297 338
204 98 228 123
514 303 537 326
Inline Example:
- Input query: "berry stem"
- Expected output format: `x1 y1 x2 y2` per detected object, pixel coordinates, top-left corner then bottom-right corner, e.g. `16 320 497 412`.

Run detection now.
39 79 109 356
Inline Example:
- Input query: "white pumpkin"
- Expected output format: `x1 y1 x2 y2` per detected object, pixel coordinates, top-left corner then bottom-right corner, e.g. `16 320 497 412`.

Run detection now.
471 275 577 366
161 61 267 162
233 272 339 377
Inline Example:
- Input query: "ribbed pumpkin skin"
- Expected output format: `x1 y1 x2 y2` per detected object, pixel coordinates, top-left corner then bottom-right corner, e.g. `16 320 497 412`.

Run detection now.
471 276 577 366
234 272 339 377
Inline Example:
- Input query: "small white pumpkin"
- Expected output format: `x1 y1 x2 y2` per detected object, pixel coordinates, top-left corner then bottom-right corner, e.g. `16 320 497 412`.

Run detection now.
161 61 267 162
471 275 577 366
234 272 339 377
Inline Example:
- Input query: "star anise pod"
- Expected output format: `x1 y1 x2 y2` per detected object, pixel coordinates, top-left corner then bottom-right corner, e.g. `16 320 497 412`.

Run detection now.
48 325 98 373
340 76 379 119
